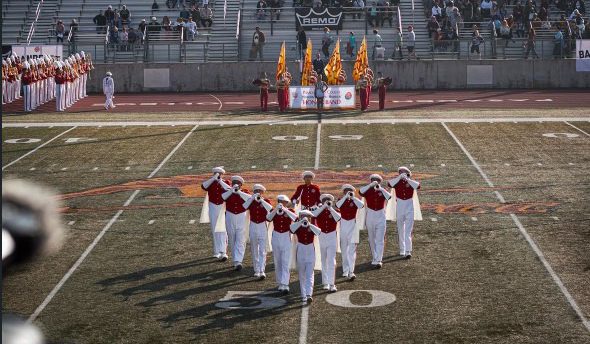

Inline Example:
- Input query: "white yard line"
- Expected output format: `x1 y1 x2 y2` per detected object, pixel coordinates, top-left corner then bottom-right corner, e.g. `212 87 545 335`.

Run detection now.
441 122 590 333
28 124 200 323
564 121 590 137
3 117 590 128
2 127 77 170
314 121 322 170
299 306 310 344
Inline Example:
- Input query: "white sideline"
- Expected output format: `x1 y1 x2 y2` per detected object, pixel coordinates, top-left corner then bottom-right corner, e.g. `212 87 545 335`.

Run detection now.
299 306 310 344
564 121 590 137
441 122 590 333
2 127 77 170
2 117 590 128
314 120 322 170
27 125 200 323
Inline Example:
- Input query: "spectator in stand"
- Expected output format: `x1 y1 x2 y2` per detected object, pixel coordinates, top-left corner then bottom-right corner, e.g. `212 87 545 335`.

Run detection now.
139 19 148 37
251 27 265 61
480 0 493 18
257 0 268 20
191 5 202 27
69 19 79 48
524 0 535 29
427 16 441 37
553 25 564 58
109 26 120 45
148 16 162 32
297 27 307 61
312 52 325 76
105 5 115 26
372 29 383 59
162 16 172 31
531 14 542 29
270 0 282 21
500 19 515 46
381 2 394 27
353 0 365 20
449 7 463 29
406 25 417 60
432 1 443 21
470 29 484 58
538 5 548 21
524 27 539 58
120 26 129 50
152 0 160 10
180 6 191 20
584 21 590 39
186 17 198 40
498 2 507 19
347 31 356 58
392 27 403 59
128 27 138 45
94 11 107 33
463 0 474 23
321 27 333 58
368 2 378 27
200 5 213 27
573 0 585 15
167 0 179 9
573 10 585 38
174 17 185 33
113 9 122 29
120 5 131 26
55 20 65 43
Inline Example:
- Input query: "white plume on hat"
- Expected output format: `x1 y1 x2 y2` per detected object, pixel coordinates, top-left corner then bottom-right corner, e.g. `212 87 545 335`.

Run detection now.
212 166 225 174
369 173 383 182
277 194 289 202
299 210 313 218
341 184 356 191
252 184 266 192
320 194 335 202
302 171 315 178
398 166 412 176
231 175 244 184
106 71 112 76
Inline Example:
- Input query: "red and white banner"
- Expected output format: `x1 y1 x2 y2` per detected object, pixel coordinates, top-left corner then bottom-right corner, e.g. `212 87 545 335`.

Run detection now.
10 45 64 60
289 85 356 109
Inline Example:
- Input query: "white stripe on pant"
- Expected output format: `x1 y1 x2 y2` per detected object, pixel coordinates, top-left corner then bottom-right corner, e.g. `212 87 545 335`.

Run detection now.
319 231 337 286
340 218 357 275
272 231 291 287
208 202 227 256
249 221 268 274
226 212 246 265
23 85 32 111
366 208 386 264
396 198 414 255
297 243 315 298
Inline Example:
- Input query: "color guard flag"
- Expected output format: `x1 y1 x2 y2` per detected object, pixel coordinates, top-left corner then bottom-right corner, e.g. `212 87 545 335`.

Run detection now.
324 39 342 85
276 41 286 81
301 39 313 86
353 36 368 82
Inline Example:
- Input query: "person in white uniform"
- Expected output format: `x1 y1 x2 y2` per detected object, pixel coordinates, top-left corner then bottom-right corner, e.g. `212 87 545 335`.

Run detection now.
359 174 392 268
267 195 297 294
102 71 115 110
336 184 364 280
200 166 231 261
313 194 341 293
243 184 273 279
222 176 251 270
291 210 321 303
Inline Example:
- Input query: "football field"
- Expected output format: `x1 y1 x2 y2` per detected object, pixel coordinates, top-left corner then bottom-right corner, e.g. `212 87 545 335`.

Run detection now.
2 111 590 343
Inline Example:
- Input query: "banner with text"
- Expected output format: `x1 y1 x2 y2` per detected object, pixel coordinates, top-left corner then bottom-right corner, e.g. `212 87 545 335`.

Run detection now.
9 45 64 60
289 85 356 109
576 39 590 72
295 8 343 30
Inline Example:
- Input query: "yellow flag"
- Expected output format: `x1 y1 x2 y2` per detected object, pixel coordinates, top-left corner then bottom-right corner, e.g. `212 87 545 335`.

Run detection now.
301 40 313 86
276 41 286 81
353 37 368 82
324 40 342 85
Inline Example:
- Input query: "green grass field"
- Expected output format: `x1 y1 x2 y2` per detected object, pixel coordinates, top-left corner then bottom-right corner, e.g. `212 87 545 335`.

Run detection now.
2 117 590 343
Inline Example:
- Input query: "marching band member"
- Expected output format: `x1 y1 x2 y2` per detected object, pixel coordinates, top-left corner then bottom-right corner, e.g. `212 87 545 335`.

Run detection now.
200 167 231 261
267 195 297 294
359 174 391 268
243 184 273 279
387 166 422 259
336 184 364 280
222 176 251 271
22 62 33 112
356 72 369 111
256 72 270 111
291 171 321 211
313 194 341 293
290 210 321 303
276 68 291 112
376 72 392 111
55 62 66 112
103 71 115 110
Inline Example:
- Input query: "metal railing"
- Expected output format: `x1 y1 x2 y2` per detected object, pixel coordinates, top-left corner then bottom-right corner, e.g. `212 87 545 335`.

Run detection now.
26 0 44 44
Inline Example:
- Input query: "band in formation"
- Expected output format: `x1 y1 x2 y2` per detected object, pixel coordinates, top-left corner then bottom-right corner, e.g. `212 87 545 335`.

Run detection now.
1 51 94 112
201 167 422 303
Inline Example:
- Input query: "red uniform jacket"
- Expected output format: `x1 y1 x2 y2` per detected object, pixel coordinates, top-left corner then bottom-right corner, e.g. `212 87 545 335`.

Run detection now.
296 226 315 245
201 179 231 205
315 208 339 233
291 184 321 208
272 209 295 233
392 180 420 200
22 74 33 85
225 189 251 214
338 199 359 220
359 188 387 211
247 198 271 224
55 74 66 84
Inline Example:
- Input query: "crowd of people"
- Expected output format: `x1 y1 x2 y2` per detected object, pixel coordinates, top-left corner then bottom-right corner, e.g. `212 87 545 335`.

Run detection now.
201 167 421 303
1 52 93 112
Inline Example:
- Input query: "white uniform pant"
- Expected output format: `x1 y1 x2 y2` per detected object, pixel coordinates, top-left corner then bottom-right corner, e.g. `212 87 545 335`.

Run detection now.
208 202 227 256
56 84 66 111
16 78 21 99
65 82 71 107
396 198 415 255
272 231 291 287
297 243 315 298
319 231 337 286
226 212 246 264
2 81 7 104
249 221 268 274
340 218 357 275
105 92 114 109
31 82 37 109
366 208 386 264
23 85 32 111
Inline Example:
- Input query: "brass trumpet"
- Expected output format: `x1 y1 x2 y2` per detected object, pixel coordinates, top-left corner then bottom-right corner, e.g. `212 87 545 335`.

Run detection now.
232 185 240 193
347 191 354 199
254 194 262 202
325 201 333 207
301 219 310 227
373 184 381 190
277 204 284 215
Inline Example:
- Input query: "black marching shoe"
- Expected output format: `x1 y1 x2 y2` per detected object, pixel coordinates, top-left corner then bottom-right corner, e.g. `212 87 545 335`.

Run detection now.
235 264 243 271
